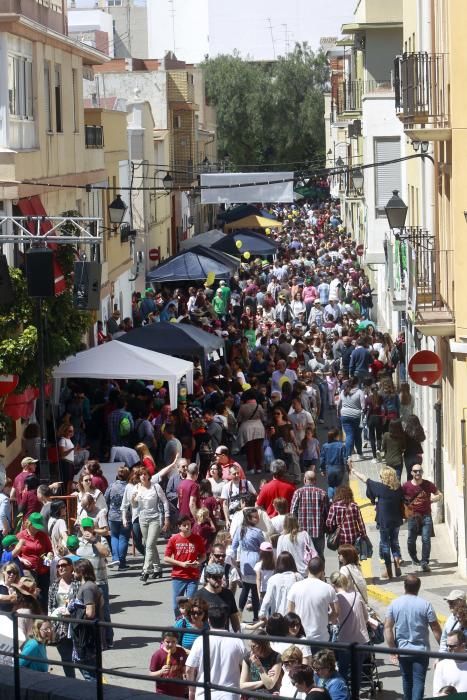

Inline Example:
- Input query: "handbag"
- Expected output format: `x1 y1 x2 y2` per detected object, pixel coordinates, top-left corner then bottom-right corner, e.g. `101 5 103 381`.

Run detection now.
326 504 350 551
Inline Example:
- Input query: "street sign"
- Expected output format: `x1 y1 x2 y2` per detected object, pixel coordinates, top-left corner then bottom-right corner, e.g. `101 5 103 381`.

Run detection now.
408 350 442 386
0 374 18 397
148 248 160 261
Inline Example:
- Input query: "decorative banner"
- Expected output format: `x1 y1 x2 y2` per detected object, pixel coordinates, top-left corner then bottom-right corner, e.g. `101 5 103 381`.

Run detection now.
205 271 216 287
200 172 294 204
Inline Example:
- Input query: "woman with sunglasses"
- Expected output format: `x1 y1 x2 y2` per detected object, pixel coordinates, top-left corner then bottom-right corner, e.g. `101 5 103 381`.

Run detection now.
240 636 282 694
76 472 107 514
0 562 20 612
48 556 80 678
174 596 209 651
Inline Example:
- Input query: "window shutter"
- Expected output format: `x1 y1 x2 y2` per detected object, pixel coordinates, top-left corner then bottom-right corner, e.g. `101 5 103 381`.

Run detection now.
374 138 401 212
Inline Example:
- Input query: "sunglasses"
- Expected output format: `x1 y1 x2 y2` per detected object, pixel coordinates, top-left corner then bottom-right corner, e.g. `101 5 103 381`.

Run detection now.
412 470 422 474
83 478 92 482
213 554 225 559
57 563 70 568
5 571 16 576
447 644 462 651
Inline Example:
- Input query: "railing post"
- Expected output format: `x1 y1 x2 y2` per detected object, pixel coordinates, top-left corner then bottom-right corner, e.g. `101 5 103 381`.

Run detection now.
202 627 211 700
349 643 359 700
12 612 20 700
95 620 104 700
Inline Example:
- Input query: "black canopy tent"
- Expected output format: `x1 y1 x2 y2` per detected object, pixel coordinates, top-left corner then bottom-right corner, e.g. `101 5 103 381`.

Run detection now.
147 250 232 284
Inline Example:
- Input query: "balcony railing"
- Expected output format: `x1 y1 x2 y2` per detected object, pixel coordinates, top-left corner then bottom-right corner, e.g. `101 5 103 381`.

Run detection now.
85 124 104 148
394 52 450 128
332 79 392 118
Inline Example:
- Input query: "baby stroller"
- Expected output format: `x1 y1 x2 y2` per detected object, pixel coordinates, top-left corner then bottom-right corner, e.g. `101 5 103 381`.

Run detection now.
360 607 384 696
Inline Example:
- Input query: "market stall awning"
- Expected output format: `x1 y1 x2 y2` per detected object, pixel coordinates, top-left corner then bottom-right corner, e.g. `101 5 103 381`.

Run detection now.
53 341 193 409
231 230 279 256
118 322 224 361
186 245 239 270
180 230 240 257
224 215 282 231
147 250 232 283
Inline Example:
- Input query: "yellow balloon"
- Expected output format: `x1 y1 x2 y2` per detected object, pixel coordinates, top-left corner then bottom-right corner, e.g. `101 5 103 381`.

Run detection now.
243 251 251 260
265 227 271 235
153 380 164 389
279 375 290 387
242 383 251 391
236 239 243 249
288 214 293 220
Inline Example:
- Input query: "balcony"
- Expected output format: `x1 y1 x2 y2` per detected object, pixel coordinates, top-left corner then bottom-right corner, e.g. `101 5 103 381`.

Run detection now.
394 52 450 139
85 125 104 148
406 235 455 336
332 79 392 119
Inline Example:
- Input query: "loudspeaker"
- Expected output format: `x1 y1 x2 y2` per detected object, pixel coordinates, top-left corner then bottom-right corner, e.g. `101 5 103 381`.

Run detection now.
0 254 14 307
26 248 55 298
73 261 101 310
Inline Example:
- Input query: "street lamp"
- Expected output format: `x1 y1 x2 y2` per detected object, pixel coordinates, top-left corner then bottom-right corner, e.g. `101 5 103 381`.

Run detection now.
385 190 408 230
336 156 345 168
108 194 128 226
351 167 364 191
162 172 174 190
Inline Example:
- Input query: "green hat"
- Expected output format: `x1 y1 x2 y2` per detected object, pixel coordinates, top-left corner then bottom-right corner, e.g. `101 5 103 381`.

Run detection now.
81 517 94 529
2 534 18 548
28 513 45 531
66 535 79 550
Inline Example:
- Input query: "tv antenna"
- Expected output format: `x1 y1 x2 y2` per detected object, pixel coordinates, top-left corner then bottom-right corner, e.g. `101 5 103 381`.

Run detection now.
267 18 276 59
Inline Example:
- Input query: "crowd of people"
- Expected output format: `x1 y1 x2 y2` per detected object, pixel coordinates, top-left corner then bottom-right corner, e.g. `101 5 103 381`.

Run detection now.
0 198 461 700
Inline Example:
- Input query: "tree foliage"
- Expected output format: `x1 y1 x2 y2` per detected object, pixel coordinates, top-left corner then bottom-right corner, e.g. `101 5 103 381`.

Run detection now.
0 233 93 440
203 43 328 169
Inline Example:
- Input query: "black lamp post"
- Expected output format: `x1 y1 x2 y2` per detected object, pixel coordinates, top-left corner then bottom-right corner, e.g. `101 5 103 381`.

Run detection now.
108 194 128 226
162 172 174 190
351 167 364 191
385 190 408 230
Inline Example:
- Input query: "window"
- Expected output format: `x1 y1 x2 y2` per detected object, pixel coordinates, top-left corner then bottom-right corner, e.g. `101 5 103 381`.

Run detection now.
173 114 182 129
8 55 33 119
72 69 79 132
374 137 401 217
107 0 122 5
54 64 62 132
44 62 52 131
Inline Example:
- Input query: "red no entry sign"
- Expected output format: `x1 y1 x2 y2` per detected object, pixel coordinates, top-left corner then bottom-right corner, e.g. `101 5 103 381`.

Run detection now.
408 350 442 386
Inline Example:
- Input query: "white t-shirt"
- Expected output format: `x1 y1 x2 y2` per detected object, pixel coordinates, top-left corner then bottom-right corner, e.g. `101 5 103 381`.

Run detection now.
277 531 316 577
186 633 246 700
254 561 274 593
49 517 67 558
288 409 314 444
287 578 338 641
270 514 286 534
59 437 74 462
433 659 467 695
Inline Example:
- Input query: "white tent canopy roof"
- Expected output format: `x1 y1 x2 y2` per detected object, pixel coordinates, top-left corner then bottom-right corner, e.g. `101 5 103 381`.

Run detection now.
53 340 193 408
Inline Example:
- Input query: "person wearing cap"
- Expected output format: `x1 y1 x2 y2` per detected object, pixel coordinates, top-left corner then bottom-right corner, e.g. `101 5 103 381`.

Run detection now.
308 300 324 330
433 629 467 695
214 446 245 481
65 535 81 563
10 457 38 506
0 537 23 574
12 512 51 610
440 591 467 652
196 562 240 631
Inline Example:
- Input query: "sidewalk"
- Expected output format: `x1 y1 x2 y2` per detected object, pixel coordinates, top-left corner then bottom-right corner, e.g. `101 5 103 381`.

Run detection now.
349 450 459 624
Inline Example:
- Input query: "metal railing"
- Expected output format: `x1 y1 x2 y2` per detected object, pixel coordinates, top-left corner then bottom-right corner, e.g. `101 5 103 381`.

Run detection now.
6 611 467 700
332 79 393 117
85 125 104 148
406 232 454 315
394 52 450 127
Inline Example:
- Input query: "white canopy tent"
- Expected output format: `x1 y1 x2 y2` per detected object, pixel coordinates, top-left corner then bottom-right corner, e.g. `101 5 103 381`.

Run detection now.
53 340 194 409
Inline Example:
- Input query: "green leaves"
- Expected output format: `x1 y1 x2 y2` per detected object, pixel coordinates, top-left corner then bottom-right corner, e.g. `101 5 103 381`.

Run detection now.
202 43 327 169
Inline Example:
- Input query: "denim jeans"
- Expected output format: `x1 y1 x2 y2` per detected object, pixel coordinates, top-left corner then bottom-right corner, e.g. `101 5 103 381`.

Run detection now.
132 518 145 556
341 416 362 459
97 581 113 646
311 534 325 559
399 655 429 700
367 415 383 458
407 514 432 565
336 648 364 694
109 520 131 567
379 526 401 565
326 466 346 500
172 578 199 618
56 638 75 678
140 519 162 574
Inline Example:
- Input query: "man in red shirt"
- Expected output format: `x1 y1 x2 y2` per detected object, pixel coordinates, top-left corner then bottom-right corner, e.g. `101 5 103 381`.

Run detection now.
164 515 206 617
256 460 296 517
149 629 188 696
214 446 246 480
402 464 442 572
177 463 201 520
10 457 38 506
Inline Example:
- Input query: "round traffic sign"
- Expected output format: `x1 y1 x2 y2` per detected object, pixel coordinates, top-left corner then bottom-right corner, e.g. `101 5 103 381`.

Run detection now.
148 248 160 261
0 374 19 397
408 350 442 386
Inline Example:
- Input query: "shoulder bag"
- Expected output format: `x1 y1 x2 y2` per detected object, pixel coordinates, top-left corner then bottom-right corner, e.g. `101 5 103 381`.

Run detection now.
326 504 350 551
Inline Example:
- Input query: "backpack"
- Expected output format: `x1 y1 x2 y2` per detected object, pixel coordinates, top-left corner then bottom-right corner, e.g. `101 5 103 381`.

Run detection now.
228 479 249 515
118 415 132 437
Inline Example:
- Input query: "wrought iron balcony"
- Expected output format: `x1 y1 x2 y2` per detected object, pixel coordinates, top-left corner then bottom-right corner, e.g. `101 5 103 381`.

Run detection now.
394 52 450 131
332 79 392 118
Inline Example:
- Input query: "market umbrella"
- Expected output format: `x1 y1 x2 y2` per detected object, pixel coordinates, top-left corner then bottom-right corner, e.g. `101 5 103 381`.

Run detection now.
147 250 231 283
187 245 239 270
224 214 282 231
222 204 262 223
118 321 224 360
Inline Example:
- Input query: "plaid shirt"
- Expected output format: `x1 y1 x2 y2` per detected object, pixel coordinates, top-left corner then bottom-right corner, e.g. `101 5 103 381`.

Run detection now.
291 485 329 538
326 501 366 544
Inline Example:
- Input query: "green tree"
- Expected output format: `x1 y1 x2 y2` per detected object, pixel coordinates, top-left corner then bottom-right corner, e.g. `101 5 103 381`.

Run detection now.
0 235 92 441
202 43 328 169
